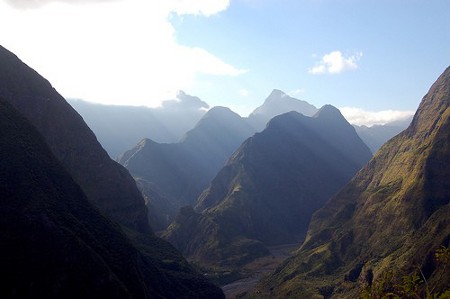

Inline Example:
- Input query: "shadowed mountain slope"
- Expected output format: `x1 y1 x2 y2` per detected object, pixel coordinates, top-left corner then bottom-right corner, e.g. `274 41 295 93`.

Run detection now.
260 67 450 298
0 45 149 233
119 106 256 229
163 106 372 268
0 45 224 298
0 98 224 299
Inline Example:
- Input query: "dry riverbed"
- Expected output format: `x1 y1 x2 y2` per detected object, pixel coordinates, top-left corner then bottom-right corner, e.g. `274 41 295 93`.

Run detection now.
221 243 301 298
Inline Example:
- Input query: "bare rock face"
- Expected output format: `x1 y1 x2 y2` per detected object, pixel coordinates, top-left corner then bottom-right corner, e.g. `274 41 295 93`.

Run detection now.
0 45 149 233
261 67 450 298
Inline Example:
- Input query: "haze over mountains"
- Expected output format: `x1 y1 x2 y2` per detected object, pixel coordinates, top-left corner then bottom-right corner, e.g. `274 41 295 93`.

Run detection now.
71 87 409 163
118 106 256 230
0 45 224 298
246 89 319 130
258 66 450 298
354 116 413 153
162 106 372 269
1 40 448 299
68 92 208 158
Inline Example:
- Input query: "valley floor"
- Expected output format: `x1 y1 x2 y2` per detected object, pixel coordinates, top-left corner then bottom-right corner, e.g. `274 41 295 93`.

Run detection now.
221 243 301 298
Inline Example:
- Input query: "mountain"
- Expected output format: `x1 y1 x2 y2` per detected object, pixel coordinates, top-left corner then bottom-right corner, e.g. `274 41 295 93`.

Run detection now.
163 106 372 268
68 92 208 158
354 116 412 153
247 89 318 131
0 98 224 298
0 45 149 233
260 67 450 298
119 106 256 229
0 45 224 298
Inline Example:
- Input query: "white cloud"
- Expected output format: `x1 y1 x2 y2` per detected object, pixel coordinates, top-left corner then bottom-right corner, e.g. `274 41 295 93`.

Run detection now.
340 107 415 126
169 0 230 16
239 88 250 97
5 0 119 9
309 51 362 75
0 0 239 107
6 0 229 14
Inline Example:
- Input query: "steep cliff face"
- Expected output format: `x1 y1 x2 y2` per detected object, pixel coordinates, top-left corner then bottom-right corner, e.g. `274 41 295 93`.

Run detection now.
163 107 371 268
261 67 450 298
0 45 226 298
0 98 224 298
0 45 149 233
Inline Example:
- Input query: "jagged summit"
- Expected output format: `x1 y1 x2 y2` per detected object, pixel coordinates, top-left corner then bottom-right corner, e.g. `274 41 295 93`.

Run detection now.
265 89 288 102
247 89 318 131
163 90 210 110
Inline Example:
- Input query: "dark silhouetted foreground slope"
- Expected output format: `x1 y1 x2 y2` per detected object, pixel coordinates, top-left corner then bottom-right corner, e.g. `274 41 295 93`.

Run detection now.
0 45 149 233
0 99 224 298
0 45 224 298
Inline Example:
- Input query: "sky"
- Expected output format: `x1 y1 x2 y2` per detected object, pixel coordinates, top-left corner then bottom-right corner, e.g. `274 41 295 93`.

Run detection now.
1 0 449 126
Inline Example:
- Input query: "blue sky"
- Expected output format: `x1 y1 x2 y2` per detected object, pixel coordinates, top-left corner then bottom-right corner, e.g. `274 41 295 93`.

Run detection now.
1 0 449 125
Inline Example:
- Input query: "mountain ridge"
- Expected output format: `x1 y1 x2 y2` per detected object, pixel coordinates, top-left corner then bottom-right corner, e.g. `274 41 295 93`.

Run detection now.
0 45 150 233
119 106 256 229
164 106 372 269
259 66 450 298
0 44 224 298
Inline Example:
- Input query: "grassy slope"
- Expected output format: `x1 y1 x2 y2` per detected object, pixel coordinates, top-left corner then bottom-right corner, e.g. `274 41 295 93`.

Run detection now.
259 67 450 298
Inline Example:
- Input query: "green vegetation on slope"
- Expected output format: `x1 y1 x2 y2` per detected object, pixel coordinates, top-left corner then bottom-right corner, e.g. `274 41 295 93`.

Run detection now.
258 66 450 298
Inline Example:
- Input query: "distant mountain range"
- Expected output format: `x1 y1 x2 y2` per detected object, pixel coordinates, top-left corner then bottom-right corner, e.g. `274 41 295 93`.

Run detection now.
258 67 450 298
68 91 208 158
71 87 409 160
119 89 401 232
162 105 372 268
246 89 318 130
354 117 412 153
118 106 256 230
0 45 223 298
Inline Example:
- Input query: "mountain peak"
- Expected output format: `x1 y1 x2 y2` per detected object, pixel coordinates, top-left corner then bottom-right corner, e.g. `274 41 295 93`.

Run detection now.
248 90 318 130
203 106 235 117
313 104 346 122
260 66 450 298
266 89 287 102
407 66 450 136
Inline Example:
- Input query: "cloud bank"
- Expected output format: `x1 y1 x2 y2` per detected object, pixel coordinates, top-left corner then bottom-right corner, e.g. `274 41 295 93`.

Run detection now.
0 0 239 107
5 0 119 9
6 0 229 14
340 107 415 127
309 51 362 75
